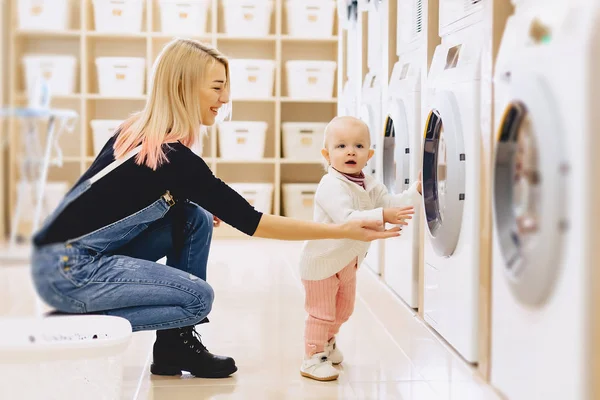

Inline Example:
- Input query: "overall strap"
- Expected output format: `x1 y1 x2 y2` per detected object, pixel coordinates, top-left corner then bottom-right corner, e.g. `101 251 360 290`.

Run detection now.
90 146 142 185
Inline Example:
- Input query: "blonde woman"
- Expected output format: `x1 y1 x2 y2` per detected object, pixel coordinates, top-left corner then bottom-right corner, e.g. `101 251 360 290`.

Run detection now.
30 39 407 379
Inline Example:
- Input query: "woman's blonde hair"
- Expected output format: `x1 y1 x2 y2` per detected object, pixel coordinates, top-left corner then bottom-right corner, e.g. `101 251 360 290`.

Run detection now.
114 38 230 170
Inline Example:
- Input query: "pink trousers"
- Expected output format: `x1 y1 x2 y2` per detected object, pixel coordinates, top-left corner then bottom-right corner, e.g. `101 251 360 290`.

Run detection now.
301 258 358 356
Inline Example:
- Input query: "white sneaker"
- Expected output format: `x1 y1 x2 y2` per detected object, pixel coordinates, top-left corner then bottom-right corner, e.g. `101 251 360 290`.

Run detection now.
300 352 339 381
325 337 343 365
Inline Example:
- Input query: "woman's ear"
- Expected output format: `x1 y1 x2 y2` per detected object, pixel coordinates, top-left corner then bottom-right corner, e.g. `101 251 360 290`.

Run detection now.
321 148 330 164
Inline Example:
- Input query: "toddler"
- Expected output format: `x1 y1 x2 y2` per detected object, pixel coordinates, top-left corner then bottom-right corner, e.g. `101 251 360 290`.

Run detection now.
298 116 422 381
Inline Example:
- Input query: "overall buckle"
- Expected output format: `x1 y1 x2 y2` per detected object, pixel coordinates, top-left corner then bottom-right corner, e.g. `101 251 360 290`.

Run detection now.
163 190 176 207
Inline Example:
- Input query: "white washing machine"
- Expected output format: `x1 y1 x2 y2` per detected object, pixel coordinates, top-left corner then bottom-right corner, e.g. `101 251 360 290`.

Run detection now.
360 72 383 178
339 10 361 117
490 1 599 398
382 57 422 307
381 0 428 308
421 22 484 363
360 0 385 275
439 0 484 38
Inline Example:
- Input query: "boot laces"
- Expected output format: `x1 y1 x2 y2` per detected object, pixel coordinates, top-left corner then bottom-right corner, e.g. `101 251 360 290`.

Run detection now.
180 327 208 354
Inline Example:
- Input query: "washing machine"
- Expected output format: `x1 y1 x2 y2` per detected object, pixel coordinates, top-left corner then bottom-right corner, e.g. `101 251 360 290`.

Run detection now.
381 0 429 308
382 57 422 307
439 0 484 38
339 7 361 117
360 72 383 178
359 0 385 275
421 21 484 362
490 1 599 398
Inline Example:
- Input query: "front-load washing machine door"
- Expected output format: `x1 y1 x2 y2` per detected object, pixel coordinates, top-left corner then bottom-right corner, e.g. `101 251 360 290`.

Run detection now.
360 103 379 176
382 102 411 194
338 0 358 29
361 73 382 176
493 71 568 306
422 91 466 257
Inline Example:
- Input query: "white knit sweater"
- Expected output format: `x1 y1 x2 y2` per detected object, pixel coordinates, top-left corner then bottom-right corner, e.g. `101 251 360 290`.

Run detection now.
298 167 421 281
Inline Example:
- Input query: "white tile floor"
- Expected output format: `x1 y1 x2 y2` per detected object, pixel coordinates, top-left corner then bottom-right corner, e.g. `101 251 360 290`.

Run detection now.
1 239 501 400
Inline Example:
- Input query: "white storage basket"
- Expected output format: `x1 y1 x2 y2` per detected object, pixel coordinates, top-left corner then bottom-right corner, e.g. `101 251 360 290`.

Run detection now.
92 0 144 33
219 121 267 160
159 0 210 35
228 183 273 214
282 183 319 220
22 55 77 96
95 57 146 97
282 122 326 161
285 1 336 38
285 60 336 99
18 0 71 31
222 0 273 37
0 316 132 400
91 120 122 156
229 59 276 99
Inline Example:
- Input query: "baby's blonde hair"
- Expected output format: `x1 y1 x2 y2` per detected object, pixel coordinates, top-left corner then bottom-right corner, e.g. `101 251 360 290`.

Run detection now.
322 116 370 148
115 39 231 170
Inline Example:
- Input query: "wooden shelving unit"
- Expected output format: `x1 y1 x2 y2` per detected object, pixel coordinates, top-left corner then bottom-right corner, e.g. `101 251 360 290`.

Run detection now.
1 0 7 239
5 0 340 239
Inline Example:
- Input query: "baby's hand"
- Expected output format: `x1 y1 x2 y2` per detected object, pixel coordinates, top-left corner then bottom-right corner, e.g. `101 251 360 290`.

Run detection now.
417 171 422 195
383 206 415 225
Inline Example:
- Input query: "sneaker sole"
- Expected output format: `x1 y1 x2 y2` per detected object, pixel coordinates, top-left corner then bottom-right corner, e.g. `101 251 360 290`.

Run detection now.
150 363 238 378
300 371 339 381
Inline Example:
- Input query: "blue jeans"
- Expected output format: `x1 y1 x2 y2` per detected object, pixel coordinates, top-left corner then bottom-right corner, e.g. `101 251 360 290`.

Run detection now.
31 201 215 332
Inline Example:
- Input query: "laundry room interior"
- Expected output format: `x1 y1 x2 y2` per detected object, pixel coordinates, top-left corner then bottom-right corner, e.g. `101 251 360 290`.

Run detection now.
1 0 600 399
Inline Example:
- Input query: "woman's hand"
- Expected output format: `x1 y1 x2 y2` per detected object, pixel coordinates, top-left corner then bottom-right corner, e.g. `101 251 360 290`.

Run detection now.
340 219 402 242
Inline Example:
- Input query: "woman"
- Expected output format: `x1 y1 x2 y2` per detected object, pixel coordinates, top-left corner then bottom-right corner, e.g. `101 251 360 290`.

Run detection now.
30 39 410 379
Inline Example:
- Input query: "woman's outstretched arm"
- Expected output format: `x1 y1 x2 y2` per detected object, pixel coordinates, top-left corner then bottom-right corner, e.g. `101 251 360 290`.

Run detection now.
252 214 403 242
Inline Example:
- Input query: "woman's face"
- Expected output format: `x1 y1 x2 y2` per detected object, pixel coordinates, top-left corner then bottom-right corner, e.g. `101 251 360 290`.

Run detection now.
199 62 230 126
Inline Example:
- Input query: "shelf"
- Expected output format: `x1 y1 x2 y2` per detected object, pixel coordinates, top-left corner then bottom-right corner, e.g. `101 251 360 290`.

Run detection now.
64 156 84 162
232 97 277 103
14 31 337 42
17 92 82 101
86 31 147 39
217 158 276 164
15 29 82 38
281 35 338 42
5 0 341 240
280 159 324 164
280 97 338 103
85 94 147 101
150 32 211 40
216 34 277 42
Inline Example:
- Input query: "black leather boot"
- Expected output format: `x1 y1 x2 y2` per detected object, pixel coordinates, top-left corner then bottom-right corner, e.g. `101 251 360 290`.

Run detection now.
150 324 237 378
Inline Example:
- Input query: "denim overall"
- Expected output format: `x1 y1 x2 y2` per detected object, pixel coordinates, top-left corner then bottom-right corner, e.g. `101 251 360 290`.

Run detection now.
31 147 215 332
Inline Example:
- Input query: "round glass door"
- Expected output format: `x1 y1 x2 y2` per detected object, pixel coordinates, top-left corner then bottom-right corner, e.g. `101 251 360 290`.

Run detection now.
360 104 378 176
382 115 396 191
493 79 567 306
423 110 446 235
422 91 466 257
383 102 411 195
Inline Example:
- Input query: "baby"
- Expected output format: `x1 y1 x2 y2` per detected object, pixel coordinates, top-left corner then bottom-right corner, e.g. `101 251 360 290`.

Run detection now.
298 116 422 381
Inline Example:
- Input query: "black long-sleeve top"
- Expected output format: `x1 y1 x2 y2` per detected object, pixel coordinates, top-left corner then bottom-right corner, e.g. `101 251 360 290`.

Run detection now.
33 135 263 246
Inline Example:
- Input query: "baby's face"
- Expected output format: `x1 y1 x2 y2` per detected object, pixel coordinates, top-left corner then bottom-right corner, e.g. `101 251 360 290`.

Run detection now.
322 121 373 175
